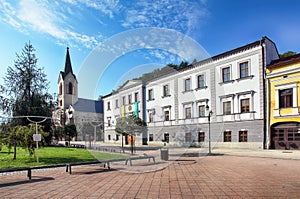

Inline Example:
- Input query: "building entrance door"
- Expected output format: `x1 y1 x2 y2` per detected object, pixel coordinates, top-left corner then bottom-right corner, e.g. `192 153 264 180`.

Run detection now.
125 134 135 145
271 122 300 150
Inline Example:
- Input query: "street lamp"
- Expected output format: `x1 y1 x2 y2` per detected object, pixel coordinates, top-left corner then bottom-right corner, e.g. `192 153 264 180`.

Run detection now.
206 105 213 155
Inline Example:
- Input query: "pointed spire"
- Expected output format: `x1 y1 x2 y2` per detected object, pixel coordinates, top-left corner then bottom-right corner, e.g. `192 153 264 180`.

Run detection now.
64 47 73 75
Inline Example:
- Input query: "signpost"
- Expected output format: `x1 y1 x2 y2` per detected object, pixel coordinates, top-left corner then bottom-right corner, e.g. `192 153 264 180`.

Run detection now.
33 123 42 163
26 117 48 164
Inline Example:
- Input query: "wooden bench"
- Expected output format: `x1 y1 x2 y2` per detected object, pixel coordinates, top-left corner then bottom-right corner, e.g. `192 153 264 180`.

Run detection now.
0 164 66 180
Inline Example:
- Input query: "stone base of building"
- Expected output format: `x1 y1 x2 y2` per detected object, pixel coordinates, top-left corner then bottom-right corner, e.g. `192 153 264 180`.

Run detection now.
104 120 264 150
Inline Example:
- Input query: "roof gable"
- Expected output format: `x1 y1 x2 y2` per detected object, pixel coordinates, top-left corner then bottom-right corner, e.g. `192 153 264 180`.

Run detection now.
117 80 143 91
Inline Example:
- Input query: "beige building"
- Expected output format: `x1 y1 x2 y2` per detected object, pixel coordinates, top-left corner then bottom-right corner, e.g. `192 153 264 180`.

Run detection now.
52 48 103 142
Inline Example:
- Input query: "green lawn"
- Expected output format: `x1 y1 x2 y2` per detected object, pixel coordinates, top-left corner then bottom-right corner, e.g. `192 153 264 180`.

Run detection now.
0 146 127 169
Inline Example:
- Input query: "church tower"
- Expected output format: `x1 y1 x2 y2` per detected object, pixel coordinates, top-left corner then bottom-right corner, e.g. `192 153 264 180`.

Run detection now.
57 47 78 110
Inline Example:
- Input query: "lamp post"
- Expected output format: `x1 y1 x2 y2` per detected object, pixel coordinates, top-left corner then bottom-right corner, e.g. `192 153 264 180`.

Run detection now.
206 105 213 155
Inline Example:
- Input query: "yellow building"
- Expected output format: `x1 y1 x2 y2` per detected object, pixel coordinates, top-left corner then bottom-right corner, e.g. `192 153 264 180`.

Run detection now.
266 54 300 150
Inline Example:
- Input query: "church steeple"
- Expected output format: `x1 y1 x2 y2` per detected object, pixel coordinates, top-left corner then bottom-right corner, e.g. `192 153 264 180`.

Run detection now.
64 47 73 76
57 47 78 110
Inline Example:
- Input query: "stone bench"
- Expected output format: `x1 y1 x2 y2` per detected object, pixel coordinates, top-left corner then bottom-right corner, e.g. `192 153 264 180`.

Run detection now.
66 156 156 174
125 155 156 166
65 159 128 174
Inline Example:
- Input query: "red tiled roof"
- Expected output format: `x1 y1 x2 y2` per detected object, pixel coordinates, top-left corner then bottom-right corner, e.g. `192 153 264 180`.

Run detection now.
267 53 300 68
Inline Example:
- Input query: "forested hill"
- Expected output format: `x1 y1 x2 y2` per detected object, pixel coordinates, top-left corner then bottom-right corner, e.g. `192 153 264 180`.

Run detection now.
134 61 190 82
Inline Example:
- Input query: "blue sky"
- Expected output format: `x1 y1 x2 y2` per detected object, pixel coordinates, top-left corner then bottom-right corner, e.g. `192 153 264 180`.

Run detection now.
0 0 300 100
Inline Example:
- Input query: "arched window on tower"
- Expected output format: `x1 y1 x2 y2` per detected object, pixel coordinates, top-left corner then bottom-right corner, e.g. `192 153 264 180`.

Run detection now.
68 82 73 94
59 83 62 95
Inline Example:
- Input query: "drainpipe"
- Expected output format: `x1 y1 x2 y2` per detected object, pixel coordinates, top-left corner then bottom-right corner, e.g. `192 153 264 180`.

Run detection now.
261 38 267 149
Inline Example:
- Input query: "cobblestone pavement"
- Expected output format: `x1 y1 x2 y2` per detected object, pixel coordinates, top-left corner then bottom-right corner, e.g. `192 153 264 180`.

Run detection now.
1 154 300 198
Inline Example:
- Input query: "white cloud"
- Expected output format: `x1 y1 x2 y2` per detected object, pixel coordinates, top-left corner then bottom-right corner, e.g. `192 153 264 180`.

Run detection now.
0 0 209 52
0 1 21 28
121 0 209 35
63 0 121 18
0 0 101 49
18 0 66 39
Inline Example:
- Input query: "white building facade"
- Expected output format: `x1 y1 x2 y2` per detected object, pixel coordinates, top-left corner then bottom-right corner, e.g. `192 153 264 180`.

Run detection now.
103 80 146 144
102 37 279 149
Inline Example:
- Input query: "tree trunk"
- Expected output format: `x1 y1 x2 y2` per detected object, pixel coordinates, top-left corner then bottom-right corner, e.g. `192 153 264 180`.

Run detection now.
121 134 124 153
131 135 134 155
13 142 17 160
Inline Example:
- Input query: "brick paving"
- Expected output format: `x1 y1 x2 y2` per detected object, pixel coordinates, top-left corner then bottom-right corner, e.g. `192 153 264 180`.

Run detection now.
1 154 300 198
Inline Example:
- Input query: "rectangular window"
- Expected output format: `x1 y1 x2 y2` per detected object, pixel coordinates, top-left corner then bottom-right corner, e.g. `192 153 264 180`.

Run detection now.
164 133 169 143
279 88 293 108
185 78 191 91
122 96 126 105
185 107 191 119
185 133 192 142
197 75 205 88
241 98 250 113
107 117 111 127
222 67 231 82
149 134 154 142
223 101 231 115
134 92 138 102
295 131 300 141
239 130 248 142
288 129 294 141
148 89 154 100
149 112 154 122
107 102 111 110
198 132 205 142
224 131 232 142
128 94 132 104
164 110 170 121
273 129 285 141
199 105 205 117
115 99 119 108
163 85 170 97
240 61 249 78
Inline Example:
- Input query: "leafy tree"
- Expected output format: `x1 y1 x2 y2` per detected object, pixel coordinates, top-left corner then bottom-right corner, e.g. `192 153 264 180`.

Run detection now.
0 123 12 152
132 61 191 83
279 51 297 58
51 126 64 143
0 124 48 159
115 115 146 135
0 42 54 128
63 124 77 144
115 115 146 153
178 61 189 70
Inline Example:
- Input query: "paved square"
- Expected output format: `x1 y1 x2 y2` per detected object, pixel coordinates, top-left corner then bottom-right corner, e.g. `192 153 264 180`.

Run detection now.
1 155 300 198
